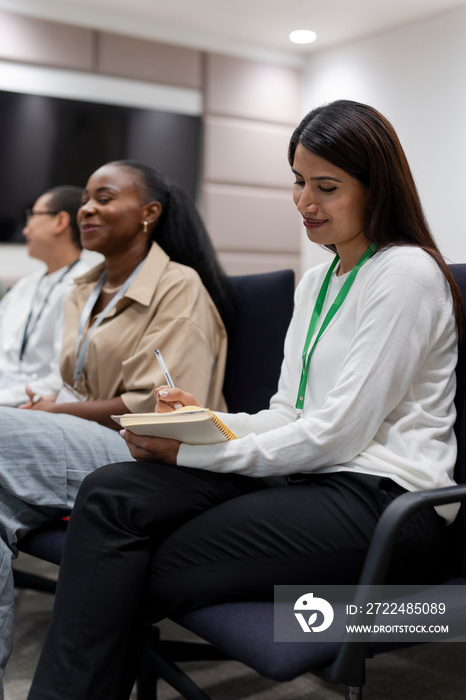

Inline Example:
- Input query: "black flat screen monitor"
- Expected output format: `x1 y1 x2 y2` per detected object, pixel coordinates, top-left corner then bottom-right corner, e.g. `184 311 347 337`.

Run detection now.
0 89 202 243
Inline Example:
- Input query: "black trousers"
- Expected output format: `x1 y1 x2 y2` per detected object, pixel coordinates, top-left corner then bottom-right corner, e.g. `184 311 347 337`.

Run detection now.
28 462 444 700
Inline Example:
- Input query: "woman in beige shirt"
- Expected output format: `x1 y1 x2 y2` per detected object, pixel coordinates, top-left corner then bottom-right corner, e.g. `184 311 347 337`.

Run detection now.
0 160 230 693
26 160 230 423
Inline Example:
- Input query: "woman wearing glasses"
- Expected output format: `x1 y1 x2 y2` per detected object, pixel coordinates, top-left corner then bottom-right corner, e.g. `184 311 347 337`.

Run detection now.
0 160 231 695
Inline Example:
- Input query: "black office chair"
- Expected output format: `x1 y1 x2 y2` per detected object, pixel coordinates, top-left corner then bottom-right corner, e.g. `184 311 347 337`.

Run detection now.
13 268 296 592
135 264 466 700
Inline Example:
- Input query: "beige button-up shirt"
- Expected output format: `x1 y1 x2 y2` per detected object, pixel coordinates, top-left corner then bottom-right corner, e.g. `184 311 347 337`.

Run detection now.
60 243 227 413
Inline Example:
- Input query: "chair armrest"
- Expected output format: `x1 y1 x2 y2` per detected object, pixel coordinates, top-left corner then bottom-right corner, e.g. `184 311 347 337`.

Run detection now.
359 483 466 586
322 484 466 686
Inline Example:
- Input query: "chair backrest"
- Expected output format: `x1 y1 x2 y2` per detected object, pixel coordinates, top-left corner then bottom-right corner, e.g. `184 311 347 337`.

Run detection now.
450 265 466 479
222 270 295 414
447 265 466 575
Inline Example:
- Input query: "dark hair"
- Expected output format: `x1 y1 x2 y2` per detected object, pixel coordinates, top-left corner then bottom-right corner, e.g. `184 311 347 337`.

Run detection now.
110 160 233 329
45 185 83 249
289 100 464 334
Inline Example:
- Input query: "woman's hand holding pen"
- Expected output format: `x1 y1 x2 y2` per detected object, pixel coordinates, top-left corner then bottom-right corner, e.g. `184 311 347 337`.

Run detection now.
154 386 202 413
122 348 203 463
153 349 202 412
120 385 203 464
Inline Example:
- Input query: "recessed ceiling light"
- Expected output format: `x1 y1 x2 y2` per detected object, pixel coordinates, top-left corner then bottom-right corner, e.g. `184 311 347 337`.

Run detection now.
289 29 317 45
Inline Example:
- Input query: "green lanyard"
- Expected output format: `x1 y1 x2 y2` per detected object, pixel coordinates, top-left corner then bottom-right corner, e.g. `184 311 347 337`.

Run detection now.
295 242 377 410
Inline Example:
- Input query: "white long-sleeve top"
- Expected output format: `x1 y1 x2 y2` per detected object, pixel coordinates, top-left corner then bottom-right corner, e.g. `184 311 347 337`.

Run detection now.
178 246 459 523
0 257 90 407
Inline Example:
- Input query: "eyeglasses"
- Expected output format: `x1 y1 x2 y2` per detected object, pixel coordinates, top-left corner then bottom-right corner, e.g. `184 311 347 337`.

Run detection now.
25 209 59 224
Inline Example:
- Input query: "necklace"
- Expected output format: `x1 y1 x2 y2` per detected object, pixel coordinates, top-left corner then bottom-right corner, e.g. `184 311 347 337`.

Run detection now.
101 282 123 294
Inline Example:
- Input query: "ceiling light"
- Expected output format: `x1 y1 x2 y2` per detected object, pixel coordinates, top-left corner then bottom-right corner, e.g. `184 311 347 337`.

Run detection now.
289 29 317 45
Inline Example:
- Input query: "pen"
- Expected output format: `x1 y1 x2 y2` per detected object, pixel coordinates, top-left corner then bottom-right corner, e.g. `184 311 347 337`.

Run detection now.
154 349 175 388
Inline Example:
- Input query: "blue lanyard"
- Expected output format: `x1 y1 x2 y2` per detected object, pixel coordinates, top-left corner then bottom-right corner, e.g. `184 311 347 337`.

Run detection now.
73 260 144 387
295 243 377 410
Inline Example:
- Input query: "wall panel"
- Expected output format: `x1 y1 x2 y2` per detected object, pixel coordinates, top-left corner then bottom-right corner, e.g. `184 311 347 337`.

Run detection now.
204 117 293 188
0 10 94 71
203 184 299 253
205 53 300 125
203 53 302 277
97 33 202 89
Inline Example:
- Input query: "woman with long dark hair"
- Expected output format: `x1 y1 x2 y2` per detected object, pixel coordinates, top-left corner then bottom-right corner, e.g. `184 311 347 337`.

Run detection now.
28 102 463 700
288 101 463 330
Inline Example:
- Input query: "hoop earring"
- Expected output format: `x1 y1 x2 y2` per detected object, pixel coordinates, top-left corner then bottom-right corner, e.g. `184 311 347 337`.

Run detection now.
143 220 149 234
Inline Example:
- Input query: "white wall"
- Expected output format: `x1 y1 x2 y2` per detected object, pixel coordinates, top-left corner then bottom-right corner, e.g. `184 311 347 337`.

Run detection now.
300 5 466 271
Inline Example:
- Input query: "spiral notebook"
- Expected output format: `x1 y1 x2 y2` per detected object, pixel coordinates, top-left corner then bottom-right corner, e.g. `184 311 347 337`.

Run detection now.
111 406 237 445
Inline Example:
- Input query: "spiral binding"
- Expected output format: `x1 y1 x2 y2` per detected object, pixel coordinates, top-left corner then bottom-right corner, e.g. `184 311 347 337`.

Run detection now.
210 412 237 440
